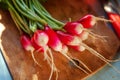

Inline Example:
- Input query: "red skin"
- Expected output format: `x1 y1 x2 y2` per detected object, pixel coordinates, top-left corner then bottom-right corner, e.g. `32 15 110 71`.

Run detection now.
69 45 85 52
44 26 62 51
77 14 95 28
31 30 48 52
31 37 43 52
56 31 77 45
64 22 83 35
20 35 34 51
69 45 80 51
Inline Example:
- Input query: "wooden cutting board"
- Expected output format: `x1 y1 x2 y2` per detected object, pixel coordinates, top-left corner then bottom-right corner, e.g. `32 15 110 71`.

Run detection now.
0 0 120 80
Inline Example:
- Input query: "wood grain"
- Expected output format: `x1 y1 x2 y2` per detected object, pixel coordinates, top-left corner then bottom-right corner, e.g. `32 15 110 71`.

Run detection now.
0 0 120 80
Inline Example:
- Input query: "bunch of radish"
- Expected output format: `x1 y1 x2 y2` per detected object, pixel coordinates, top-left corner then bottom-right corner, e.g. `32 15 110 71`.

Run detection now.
20 15 120 80
1 0 120 80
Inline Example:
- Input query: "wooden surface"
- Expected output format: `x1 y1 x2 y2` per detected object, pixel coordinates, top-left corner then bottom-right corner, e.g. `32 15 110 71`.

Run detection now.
0 0 120 80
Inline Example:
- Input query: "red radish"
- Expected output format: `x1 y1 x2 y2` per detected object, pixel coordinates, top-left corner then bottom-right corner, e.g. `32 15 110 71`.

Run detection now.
20 34 41 67
31 29 58 80
77 14 96 28
61 44 68 54
77 14 110 28
56 31 81 45
20 35 34 51
64 22 83 35
33 30 49 47
45 26 89 74
76 14 108 41
69 45 85 52
78 31 89 41
31 37 43 52
60 44 92 73
44 26 62 52
31 30 49 52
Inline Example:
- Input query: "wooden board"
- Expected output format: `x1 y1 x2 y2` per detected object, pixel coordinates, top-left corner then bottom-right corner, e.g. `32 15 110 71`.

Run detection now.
0 0 120 80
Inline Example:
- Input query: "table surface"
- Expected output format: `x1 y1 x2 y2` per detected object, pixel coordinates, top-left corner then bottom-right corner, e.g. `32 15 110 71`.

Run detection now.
0 0 120 80
0 50 120 80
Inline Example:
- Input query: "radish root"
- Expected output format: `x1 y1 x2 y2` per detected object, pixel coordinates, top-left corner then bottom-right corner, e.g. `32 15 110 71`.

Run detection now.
81 43 120 74
60 52 89 74
72 57 92 73
31 50 41 67
93 16 112 22
44 46 59 80
83 28 108 42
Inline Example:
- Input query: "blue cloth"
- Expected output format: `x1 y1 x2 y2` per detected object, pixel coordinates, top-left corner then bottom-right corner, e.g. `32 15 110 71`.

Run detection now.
0 51 12 80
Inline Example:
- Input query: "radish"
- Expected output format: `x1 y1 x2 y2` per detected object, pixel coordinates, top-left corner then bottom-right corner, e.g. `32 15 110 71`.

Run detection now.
20 35 34 51
77 14 96 28
65 44 92 73
63 21 99 42
31 37 44 52
64 22 83 35
61 44 68 54
56 31 81 46
31 29 58 80
77 14 111 28
44 26 91 74
20 34 41 67
33 30 49 47
69 45 85 52
63 21 97 41
31 30 48 52
56 30 120 73
78 31 89 41
6 0 120 78
44 26 63 52
77 27 107 42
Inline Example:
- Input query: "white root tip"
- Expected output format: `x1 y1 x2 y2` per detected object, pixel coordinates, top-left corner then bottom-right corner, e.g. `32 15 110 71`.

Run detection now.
69 36 81 45
79 45 86 52
83 29 108 42
79 31 89 41
76 24 83 34
61 45 68 54
53 42 63 52
94 16 112 22
38 33 49 46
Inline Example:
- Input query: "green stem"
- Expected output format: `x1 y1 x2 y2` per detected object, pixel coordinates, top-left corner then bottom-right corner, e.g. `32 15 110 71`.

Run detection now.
33 6 61 30
4 0 65 33
34 0 51 16
7 1 31 35
12 0 47 25
32 0 63 30
28 0 37 32
33 0 64 26
9 8 22 34
9 9 29 34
